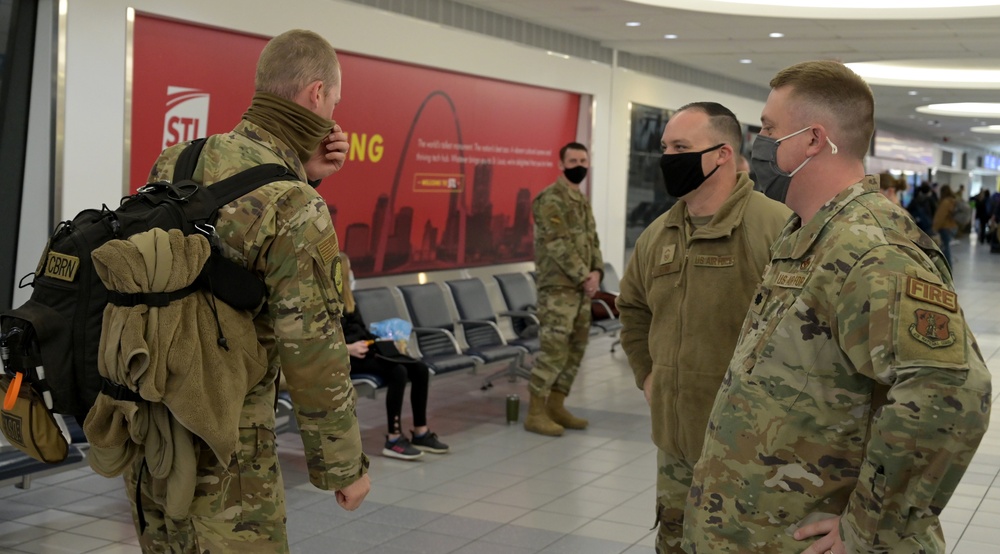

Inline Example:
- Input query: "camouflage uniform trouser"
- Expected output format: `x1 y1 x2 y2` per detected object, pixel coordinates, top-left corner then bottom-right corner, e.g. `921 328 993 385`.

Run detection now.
125 427 288 553
529 286 591 397
655 448 693 554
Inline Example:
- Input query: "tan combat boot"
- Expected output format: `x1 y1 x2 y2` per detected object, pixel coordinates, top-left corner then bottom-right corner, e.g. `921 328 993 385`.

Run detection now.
524 392 564 436
547 391 588 430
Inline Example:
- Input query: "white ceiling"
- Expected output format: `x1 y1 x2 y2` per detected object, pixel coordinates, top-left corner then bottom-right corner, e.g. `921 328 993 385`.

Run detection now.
456 0 1000 151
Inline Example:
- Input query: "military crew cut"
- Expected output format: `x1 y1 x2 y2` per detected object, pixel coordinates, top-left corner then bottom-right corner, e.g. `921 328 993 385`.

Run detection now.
560 142 589 162
256 29 340 100
770 60 874 160
676 101 743 152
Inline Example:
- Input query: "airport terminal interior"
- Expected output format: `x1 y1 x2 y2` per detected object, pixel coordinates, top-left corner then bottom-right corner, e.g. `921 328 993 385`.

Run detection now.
4 0 1000 553
0 239 998 553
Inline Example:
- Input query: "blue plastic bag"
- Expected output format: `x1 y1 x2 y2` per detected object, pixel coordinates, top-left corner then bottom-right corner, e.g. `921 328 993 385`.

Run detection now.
369 318 412 341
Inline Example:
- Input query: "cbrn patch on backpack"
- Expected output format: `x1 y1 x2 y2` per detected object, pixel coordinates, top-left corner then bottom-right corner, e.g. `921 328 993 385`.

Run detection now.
44 252 80 282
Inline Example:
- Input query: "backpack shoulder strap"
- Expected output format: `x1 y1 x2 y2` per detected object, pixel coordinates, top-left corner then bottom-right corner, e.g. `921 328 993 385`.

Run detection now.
171 136 302 222
187 163 300 223
173 138 208 182
206 163 299 207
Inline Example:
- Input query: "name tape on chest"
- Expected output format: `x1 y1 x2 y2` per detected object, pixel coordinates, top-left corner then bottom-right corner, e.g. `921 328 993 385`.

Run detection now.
45 251 80 282
906 276 958 312
775 271 807 289
693 255 734 268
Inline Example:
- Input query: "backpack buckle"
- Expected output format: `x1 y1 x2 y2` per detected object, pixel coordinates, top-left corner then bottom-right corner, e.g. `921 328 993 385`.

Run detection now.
100 378 144 403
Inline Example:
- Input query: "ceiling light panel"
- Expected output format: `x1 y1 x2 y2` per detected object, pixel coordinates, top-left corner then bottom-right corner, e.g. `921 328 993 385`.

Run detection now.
624 0 1000 19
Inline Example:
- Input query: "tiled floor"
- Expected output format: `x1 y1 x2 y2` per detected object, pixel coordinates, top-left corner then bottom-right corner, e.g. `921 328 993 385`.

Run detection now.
2 237 1000 553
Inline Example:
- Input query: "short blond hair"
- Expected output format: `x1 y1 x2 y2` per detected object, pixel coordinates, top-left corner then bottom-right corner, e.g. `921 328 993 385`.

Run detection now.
770 60 874 160
256 30 340 100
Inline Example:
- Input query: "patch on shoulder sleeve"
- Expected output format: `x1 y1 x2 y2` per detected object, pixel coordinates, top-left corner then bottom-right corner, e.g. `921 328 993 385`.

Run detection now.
331 255 344 296
317 234 338 267
905 276 958 312
908 309 956 348
897 277 966 365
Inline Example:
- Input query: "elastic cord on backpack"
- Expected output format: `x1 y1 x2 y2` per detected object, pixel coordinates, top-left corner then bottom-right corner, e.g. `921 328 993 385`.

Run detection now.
202 275 230 352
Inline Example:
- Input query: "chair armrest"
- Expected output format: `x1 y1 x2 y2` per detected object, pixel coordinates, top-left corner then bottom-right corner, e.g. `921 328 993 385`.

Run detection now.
591 298 618 320
498 310 540 325
413 327 464 354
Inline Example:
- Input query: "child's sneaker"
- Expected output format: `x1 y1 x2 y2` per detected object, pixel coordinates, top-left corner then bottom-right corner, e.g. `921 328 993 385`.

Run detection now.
382 436 423 460
411 430 449 454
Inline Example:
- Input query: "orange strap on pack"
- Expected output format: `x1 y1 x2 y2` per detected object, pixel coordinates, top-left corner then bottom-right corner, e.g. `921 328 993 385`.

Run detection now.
3 372 23 410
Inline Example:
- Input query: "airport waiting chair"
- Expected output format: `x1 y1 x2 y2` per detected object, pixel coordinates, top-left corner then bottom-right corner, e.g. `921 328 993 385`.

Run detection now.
346 287 400 393
601 262 621 294
445 278 534 389
496 271 619 350
399 283 524 378
355 286 477 377
494 270 604 338
392 284 484 376
598 262 623 353
493 272 542 340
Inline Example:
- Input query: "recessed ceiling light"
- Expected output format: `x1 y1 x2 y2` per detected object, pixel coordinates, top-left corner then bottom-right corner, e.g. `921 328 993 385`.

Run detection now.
769 32 784 38
919 103 1000 118
847 62 1000 88
908 91 918 96
621 1 1000 21
664 34 678 39
626 21 641 27
739 59 752 64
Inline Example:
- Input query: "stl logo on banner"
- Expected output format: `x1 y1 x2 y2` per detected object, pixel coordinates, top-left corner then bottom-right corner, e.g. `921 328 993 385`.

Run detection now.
162 86 209 149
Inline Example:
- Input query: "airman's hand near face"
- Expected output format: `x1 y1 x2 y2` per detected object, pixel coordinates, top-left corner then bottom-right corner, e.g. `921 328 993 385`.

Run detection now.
305 124 350 183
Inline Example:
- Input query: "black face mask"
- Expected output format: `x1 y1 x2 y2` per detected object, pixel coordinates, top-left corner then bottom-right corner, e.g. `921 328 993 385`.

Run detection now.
563 165 588 185
659 143 724 198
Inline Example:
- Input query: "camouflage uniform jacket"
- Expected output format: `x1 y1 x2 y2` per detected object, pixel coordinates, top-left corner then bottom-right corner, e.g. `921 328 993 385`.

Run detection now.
533 175 603 290
148 119 369 491
683 177 991 553
617 174 790 461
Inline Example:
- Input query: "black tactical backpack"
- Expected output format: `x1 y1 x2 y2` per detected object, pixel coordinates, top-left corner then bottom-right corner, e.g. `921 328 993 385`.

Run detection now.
0 139 296 425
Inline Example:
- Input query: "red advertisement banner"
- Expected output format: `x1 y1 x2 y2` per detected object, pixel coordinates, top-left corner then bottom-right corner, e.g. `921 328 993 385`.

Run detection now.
131 14 580 276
